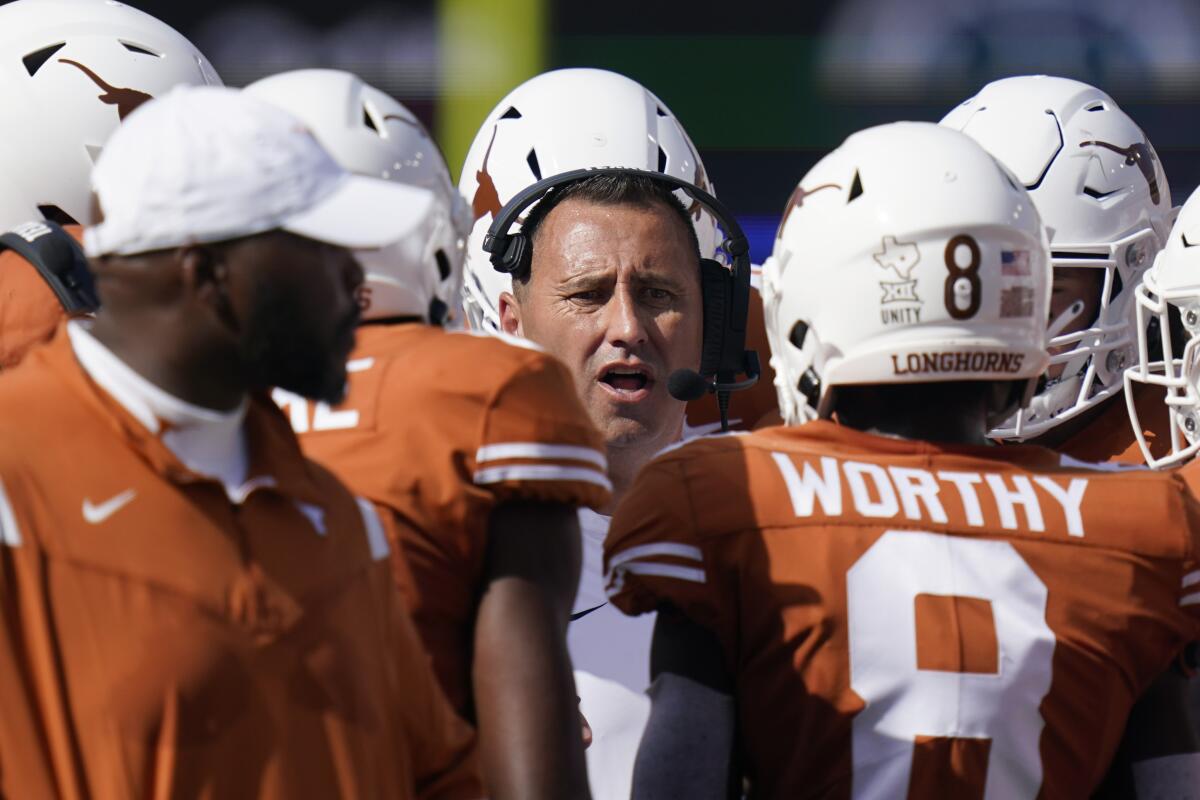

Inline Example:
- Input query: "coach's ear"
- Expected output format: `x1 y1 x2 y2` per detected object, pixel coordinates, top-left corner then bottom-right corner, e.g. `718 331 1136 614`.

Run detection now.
179 244 238 333
498 290 524 337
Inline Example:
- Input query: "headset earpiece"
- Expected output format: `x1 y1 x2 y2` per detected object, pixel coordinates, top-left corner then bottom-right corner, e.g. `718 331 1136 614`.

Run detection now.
698 257 729 377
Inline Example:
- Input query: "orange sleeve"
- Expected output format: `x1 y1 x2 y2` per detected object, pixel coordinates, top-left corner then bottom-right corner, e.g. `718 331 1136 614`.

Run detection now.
603 450 729 644
471 354 610 511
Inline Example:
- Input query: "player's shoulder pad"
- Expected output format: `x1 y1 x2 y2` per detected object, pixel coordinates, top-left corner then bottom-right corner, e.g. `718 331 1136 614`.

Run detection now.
0 221 97 313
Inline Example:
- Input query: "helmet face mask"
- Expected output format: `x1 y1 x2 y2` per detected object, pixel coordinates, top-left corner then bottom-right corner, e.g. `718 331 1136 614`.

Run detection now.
1125 192 1200 468
941 75 1173 441
0 0 222 230
245 69 472 326
762 122 1052 426
457 67 720 333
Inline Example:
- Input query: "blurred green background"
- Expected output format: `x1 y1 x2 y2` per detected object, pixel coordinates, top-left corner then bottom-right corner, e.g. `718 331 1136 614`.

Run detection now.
134 0 1200 260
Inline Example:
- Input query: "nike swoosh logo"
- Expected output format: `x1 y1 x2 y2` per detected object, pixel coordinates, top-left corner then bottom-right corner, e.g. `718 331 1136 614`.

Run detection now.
82 490 136 524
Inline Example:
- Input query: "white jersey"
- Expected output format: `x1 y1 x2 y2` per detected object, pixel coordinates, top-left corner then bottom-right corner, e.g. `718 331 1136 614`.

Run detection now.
570 508 653 800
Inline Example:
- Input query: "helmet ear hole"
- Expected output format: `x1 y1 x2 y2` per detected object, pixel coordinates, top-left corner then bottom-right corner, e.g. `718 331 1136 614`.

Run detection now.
789 320 808 349
434 249 451 281
798 368 821 408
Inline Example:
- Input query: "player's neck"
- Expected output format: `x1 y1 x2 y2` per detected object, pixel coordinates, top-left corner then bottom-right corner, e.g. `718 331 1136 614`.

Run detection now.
841 416 990 446
831 383 992 446
88 314 247 412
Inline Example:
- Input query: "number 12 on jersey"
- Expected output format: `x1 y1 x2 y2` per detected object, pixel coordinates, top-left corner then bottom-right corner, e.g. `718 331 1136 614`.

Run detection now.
847 530 1055 798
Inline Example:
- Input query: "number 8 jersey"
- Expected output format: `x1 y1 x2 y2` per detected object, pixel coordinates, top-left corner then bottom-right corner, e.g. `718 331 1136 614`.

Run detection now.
603 420 1200 798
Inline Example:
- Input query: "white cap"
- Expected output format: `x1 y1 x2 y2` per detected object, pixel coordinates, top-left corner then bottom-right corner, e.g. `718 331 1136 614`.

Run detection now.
84 84 434 257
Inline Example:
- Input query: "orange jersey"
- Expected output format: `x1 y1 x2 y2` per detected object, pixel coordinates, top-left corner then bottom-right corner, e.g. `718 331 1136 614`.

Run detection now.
0 329 480 799
0 224 82 369
278 324 610 714
684 286 779 433
605 420 1200 798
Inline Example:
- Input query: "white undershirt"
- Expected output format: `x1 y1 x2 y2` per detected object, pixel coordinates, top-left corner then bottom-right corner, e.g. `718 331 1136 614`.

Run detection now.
67 320 249 495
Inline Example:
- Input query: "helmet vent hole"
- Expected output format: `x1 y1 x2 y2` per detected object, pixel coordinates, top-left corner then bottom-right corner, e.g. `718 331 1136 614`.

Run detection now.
657 146 668 173
1184 233 1198 248
362 105 380 133
500 106 522 119
656 105 668 117
1085 101 1107 112
37 205 78 226
23 43 65 76
526 149 542 180
848 171 863 202
120 41 161 57
1083 185 1116 200
788 320 808 349
434 249 451 281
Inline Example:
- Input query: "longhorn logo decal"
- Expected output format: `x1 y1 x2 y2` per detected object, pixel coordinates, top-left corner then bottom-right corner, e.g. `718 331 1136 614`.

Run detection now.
59 59 152 120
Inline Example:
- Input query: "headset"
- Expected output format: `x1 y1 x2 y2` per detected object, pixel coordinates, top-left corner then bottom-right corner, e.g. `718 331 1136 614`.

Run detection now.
482 167 759 432
0 219 98 313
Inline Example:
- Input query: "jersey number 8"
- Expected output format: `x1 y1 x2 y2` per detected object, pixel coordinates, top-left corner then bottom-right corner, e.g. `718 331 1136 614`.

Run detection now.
847 530 1055 797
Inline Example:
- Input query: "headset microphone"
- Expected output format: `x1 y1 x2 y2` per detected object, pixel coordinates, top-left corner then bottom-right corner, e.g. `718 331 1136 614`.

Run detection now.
668 350 762 431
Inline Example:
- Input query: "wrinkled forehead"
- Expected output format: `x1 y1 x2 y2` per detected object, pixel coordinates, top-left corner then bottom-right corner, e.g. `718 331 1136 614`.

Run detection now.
531 198 699 284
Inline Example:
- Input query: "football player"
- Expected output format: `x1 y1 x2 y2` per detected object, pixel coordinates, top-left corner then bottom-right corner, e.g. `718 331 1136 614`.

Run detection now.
940 75 1175 463
0 85 480 799
0 0 221 368
604 122 1200 796
247 69 606 799
1127 187 1200 470
943 77 1200 787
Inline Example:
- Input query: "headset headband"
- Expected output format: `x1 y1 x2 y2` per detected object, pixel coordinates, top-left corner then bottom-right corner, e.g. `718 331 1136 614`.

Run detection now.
482 167 749 274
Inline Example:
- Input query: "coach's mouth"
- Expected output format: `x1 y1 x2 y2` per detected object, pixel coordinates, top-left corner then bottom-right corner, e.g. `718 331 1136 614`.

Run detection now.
598 362 655 403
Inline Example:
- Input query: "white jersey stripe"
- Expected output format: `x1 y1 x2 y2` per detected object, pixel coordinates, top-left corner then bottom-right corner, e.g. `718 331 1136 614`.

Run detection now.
356 497 391 561
1180 591 1200 608
609 542 703 569
477 443 607 470
607 561 706 589
1183 570 1200 588
474 464 613 492
0 479 20 548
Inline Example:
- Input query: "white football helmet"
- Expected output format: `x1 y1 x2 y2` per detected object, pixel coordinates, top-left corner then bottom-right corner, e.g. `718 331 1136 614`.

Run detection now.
0 0 221 230
245 69 471 325
761 121 1051 424
457 67 720 332
1125 186 1200 468
941 75 1173 440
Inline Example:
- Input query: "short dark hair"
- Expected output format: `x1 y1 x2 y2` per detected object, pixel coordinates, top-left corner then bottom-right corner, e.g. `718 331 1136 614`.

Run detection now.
512 172 701 293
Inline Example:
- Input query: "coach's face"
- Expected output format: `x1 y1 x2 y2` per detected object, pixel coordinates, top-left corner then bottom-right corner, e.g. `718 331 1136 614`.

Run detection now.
499 198 703 452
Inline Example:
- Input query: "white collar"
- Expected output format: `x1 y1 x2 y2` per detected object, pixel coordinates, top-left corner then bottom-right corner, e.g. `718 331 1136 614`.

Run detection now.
67 320 249 492
67 320 247 433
